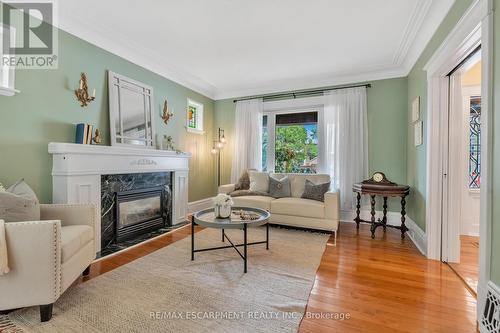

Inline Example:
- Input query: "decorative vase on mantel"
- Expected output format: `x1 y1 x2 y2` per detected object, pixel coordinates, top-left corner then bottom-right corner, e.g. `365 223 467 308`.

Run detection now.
213 193 233 219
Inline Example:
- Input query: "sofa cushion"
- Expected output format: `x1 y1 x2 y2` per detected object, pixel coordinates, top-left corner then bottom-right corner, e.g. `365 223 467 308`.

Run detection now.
269 175 291 198
61 225 93 263
248 171 270 193
230 190 269 197
271 197 325 219
272 173 330 198
0 179 40 222
301 179 330 202
232 195 274 211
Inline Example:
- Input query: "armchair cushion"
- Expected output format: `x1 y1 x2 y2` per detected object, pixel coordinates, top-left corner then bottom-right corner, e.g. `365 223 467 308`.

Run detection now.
0 179 40 222
61 225 93 263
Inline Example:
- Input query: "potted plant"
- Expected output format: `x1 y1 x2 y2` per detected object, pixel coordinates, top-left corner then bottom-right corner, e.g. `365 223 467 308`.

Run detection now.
213 193 233 219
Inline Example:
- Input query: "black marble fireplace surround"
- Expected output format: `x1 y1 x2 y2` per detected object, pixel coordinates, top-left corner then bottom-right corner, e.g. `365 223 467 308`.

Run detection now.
100 172 181 257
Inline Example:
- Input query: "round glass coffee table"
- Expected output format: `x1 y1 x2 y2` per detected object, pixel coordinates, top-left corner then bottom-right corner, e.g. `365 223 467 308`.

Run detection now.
191 207 271 273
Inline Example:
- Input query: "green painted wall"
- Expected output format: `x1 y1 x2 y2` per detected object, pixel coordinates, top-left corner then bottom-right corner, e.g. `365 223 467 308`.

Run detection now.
406 0 474 231
491 0 500 285
215 77 408 212
0 29 217 203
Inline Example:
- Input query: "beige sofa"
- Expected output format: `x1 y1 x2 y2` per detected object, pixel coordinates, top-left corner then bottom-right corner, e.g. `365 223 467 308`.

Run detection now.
219 173 339 243
0 204 96 322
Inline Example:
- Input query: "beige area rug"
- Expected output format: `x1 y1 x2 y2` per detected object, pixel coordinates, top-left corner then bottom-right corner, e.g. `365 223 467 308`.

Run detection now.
7 227 329 333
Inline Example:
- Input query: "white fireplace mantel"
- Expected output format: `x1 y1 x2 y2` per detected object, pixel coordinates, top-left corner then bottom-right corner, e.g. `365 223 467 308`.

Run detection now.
48 142 191 252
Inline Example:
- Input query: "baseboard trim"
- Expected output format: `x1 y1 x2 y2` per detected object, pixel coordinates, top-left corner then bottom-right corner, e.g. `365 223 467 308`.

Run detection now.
341 209 427 256
188 198 212 214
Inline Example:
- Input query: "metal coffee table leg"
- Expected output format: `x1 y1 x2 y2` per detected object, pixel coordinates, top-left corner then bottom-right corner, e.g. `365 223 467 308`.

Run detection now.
266 223 269 250
243 224 247 273
191 216 195 261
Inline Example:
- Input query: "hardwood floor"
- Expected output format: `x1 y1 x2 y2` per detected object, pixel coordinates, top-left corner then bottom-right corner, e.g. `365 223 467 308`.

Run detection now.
80 222 478 333
448 235 479 296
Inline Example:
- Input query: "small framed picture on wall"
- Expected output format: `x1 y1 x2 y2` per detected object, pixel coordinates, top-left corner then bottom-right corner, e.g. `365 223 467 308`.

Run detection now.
411 96 420 123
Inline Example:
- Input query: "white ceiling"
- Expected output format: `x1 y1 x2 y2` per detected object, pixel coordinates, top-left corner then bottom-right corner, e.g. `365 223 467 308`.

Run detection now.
58 0 455 99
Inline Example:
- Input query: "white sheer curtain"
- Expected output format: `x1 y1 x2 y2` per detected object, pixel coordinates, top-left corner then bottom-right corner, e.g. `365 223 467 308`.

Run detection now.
319 87 368 210
231 98 263 183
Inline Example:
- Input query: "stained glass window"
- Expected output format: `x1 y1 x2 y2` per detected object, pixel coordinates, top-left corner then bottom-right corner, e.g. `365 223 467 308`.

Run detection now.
188 105 197 129
186 99 204 133
469 96 481 189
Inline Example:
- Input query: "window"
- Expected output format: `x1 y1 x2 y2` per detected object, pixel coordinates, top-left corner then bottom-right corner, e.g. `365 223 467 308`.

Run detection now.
186 99 204 134
263 110 318 173
469 96 481 189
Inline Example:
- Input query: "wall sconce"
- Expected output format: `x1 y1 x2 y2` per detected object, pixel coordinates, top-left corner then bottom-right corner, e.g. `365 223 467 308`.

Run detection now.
75 72 95 107
161 99 174 125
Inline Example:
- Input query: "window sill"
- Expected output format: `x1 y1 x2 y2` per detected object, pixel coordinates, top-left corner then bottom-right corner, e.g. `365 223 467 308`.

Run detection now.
0 86 20 96
185 127 205 135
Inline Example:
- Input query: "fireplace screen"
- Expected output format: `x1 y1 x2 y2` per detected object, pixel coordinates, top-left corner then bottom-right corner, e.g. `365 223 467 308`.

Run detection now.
118 196 161 228
115 186 166 242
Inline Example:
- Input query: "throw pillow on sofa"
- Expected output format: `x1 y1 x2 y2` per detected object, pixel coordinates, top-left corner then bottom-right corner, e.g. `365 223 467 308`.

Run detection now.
0 179 40 222
234 169 256 190
248 171 270 193
301 179 330 202
269 175 291 198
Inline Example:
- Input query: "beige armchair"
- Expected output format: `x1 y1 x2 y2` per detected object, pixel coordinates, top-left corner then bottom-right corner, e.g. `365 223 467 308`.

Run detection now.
0 204 96 322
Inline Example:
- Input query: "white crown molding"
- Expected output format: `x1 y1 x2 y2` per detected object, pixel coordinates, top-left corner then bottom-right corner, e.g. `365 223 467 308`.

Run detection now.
401 0 457 74
56 13 217 99
214 65 408 100
54 0 455 101
392 0 433 66
214 0 455 100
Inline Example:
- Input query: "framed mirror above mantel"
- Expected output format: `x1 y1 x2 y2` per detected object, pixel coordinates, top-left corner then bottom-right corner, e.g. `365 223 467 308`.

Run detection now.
108 71 156 148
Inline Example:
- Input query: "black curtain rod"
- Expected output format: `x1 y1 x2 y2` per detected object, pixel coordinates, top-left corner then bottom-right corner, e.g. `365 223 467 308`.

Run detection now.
232 83 372 103
447 45 481 77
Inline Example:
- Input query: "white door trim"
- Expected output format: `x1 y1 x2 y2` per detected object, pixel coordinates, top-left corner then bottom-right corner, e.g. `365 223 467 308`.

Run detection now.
477 0 493 321
423 0 492 323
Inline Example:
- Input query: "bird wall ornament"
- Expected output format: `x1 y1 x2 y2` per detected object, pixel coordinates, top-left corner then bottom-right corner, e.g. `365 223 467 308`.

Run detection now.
161 99 174 125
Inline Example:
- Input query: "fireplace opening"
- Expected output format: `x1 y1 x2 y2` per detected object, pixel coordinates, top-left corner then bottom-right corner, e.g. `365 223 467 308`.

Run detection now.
100 172 175 257
116 186 167 242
